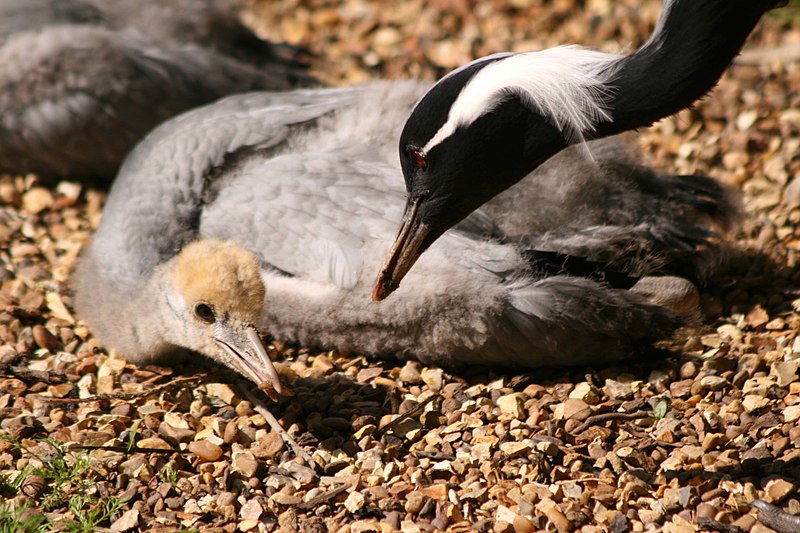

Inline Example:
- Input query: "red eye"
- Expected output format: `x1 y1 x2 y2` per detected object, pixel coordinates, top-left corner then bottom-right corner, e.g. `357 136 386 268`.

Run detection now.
407 147 427 169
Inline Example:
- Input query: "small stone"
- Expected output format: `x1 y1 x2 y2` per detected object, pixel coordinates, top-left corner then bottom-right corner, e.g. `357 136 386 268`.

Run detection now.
699 376 727 391
784 405 800 423
238 519 259 531
344 491 366 513
356 367 382 383
679 362 698 379
545 505 571 533
695 503 716 520
232 451 259 477
22 187 54 214
765 478 795 503
159 422 195 444
206 383 237 404
553 398 592 421
605 379 633 400
404 491 426 515
496 393 525 418
742 395 770 414
271 493 302 506
240 499 263 521
702 433 724 452
662 486 696 511
513 515 535 533
772 361 800 387
259 430 285 458
32 325 59 351
110 509 140 532
731 514 756 531
569 382 600 404
420 367 443 390
285 462 317 484
188 440 223 462
137 437 173 450
398 361 422 384
535 440 559 456
420 484 448 501
493 521 515 533
47 383 74 398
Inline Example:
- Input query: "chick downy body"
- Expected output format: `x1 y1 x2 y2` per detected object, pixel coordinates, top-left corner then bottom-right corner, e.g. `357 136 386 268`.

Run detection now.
75 81 732 376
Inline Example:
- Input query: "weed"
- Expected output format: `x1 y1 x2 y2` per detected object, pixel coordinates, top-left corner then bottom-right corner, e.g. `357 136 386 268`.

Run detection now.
57 494 123 533
0 501 47 533
159 460 179 487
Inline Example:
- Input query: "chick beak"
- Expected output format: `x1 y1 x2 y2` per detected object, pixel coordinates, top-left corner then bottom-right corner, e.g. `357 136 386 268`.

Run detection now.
214 325 284 397
373 197 431 302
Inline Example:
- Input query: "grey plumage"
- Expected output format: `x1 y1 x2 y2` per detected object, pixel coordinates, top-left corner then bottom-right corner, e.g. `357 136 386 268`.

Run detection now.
75 81 731 372
486 136 738 278
0 0 314 181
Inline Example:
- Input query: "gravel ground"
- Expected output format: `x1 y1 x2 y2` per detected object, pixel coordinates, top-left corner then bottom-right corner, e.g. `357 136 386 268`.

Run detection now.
1 1 800 532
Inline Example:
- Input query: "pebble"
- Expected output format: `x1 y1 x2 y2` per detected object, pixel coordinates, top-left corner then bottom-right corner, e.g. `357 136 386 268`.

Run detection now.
783 405 800 423
553 398 592 421
188 440 223 462
569 382 600 404
232 450 259 477
240 499 263 521
110 509 140 532
604 379 634 400
398 361 422 384
420 367 443 390
742 395 770 413
206 383 237 404
496 394 525 418
21 188 54 214
136 437 172 450
765 478 795 503
32 325 59 351
159 422 195 444
404 491 426 515
699 375 728 391
344 491 367 513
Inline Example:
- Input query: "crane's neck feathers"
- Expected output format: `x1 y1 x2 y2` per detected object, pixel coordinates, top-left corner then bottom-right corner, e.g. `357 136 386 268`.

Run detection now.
420 46 620 155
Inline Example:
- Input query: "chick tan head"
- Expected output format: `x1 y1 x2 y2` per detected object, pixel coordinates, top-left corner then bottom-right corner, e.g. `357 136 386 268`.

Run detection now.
173 239 266 325
170 239 282 396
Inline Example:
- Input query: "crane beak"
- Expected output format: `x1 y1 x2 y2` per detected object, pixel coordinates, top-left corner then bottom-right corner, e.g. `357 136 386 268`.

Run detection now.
214 325 284 398
373 197 431 301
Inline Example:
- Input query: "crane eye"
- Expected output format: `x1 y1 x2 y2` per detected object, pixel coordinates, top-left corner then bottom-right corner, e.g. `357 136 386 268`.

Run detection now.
406 146 427 169
194 303 216 323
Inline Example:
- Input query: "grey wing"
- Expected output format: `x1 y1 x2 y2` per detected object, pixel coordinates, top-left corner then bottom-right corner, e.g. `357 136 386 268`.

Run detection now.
484 136 737 277
90 89 361 285
199 154 408 289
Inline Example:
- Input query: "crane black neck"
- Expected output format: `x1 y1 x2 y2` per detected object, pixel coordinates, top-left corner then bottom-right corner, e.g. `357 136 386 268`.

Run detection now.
591 0 782 138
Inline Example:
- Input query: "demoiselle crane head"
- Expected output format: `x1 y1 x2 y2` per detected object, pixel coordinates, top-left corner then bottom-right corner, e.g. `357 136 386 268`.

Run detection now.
167 239 283 397
373 48 618 301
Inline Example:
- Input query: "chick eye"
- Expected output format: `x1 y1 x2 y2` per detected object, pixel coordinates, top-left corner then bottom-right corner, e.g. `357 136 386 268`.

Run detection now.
194 303 216 323
406 146 427 169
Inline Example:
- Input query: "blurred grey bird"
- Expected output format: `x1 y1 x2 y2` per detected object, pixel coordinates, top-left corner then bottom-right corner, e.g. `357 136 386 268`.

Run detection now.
74 81 734 393
0 0 314 182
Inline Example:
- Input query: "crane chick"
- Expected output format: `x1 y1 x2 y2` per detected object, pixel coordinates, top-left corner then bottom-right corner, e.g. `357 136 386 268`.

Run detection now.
77 239 283 396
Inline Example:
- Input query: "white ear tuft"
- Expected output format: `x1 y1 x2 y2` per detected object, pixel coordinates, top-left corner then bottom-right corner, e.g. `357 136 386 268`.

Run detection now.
423 46 621 153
